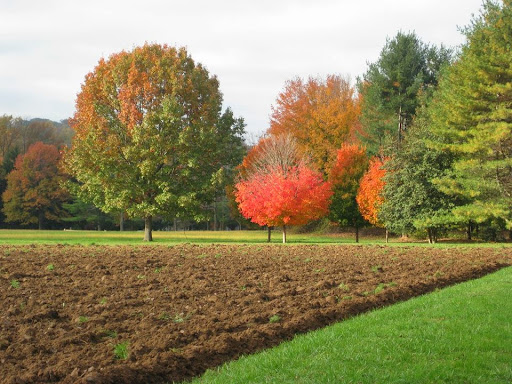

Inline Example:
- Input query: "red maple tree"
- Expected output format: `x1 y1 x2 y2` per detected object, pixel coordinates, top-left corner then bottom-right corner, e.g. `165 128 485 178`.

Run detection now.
235 135 332 243
235 165 332 243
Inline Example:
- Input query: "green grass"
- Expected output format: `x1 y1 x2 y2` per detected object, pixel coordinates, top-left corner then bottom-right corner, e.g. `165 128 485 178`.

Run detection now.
0 229 511 246
192 266 512 384
0 229 378 245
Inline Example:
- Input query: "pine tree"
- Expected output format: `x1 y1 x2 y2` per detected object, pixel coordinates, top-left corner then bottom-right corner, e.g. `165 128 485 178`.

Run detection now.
428 0 512 228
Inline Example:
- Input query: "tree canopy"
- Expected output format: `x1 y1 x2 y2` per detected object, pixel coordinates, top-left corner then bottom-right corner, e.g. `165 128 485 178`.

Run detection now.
328 143 368 242
2 142 68 229
64 43 245 241
427 0 512 229
235 135 332 242
269 75 360 172
358 31 451 155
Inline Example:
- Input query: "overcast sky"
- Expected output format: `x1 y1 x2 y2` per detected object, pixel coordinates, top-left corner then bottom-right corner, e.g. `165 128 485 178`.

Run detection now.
0 0 484 137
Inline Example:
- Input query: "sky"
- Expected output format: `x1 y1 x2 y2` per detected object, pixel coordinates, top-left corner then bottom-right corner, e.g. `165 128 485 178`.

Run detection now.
0 0 484 138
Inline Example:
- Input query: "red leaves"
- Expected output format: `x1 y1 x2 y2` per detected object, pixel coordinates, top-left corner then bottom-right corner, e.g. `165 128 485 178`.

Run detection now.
356 157 387 226
329 144 368 190
235 165 332 228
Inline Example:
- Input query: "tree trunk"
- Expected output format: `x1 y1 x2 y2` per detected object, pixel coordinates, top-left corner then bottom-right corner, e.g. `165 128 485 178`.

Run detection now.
385 229 389 243
119 211 124 232
173 218 177 231
213 198 217 231
427 228 433 244
144 216 153 242
38 211 44 230
282 225 287 244
267 226 271 243
467 221 472 240
355 225 359 243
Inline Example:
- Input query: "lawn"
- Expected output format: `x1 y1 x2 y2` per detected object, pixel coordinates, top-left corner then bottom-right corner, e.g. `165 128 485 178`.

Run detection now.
192 266 512 384
0 229 376 245
0 229 509 247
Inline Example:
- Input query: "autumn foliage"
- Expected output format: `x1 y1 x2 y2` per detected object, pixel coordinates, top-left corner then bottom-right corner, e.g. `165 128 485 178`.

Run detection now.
328 144 369 241
329 144 368 194
64 43 243 241
235 135 332 242
356 157 387 226
269 75 361 171
236 165 332 227
2 142 68 229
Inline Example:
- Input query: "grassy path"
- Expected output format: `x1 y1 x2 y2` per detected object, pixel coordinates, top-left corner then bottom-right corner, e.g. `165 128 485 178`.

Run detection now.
192 266 512 384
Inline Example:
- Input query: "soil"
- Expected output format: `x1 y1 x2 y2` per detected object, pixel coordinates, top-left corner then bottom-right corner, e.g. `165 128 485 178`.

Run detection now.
0 244 511 384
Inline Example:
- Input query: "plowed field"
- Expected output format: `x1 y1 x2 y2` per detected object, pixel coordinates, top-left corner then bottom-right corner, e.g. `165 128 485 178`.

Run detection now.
1 244 511 383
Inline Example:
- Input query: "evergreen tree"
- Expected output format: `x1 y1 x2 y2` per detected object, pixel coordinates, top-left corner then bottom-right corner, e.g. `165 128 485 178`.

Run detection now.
428 0 512 228
359 31 451 155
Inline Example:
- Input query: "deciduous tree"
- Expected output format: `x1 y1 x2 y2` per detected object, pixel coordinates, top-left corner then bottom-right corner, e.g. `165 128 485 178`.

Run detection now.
64 44 245 241
235 135 332 243
356 157 387 227
2 142 68 229
328 144 369 242
269 75 361 172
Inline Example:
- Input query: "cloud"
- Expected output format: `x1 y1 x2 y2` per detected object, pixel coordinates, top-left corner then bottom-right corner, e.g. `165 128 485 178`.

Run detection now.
0 0 483 135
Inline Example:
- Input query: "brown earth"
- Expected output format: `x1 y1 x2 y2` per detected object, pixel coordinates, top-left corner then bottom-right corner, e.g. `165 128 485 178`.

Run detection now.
0 244 511 384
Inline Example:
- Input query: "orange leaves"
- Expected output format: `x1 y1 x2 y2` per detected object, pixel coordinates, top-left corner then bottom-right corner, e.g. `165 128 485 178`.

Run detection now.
356 157 387 226
269 75 361 171
328 143 368 189
235 165 332 228
2 142 68 226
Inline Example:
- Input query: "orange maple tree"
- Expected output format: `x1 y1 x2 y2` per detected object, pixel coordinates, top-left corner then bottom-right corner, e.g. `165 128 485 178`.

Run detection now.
356 156 387 226
269 75 361 172
2 142 68 229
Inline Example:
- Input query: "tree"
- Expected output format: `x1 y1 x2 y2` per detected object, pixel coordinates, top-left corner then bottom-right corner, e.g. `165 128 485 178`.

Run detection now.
356 157 387 228
235 135 332 243
0 115 22 158
17 120 59 153
2 142 68 229
208 108 247 230
269 75 361 172
379 101 460 244
428 0 512 229
359 31 452 155
328 144 369 242
64 44 245 241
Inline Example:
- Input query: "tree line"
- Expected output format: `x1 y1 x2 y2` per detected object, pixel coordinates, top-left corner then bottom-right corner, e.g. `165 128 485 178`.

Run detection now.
2 0 511 242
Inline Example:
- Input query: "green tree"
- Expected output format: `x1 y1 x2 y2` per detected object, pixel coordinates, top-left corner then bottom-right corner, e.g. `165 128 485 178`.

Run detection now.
209 107 247 230
2 142 68 229
328 144 369 242
428 0 512 229
64 44 245 241
62 198 115 231
359 31 451 155
379 101 461 243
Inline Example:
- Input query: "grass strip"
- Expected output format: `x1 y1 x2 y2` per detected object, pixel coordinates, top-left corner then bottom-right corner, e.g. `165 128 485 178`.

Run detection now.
0 229 510 247
192 266 512 384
